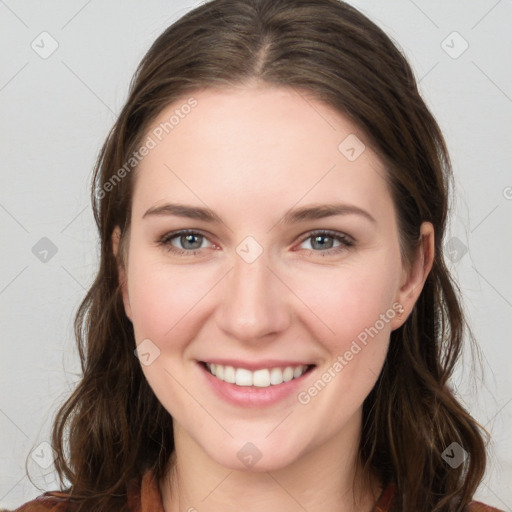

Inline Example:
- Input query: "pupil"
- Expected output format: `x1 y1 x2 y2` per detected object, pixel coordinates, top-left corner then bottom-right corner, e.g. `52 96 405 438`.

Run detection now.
183 234 201 249
313 235 332 250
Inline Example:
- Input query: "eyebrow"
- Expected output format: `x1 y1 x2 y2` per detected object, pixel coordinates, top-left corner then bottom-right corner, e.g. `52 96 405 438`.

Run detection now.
142 202 376 225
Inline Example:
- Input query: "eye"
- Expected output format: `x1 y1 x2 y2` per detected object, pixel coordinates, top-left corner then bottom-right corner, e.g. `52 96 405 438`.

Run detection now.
158 229 355 257
159 229 214 256
297 230 354 255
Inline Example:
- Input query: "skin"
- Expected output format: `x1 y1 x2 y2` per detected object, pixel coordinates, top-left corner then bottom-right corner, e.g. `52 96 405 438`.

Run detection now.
113 84 434 512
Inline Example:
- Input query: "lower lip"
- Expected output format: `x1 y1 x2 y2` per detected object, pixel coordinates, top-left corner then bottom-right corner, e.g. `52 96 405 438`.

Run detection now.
197 361 315 407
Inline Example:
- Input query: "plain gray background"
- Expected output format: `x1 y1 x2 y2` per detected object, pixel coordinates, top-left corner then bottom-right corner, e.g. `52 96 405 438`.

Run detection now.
1 0 511 509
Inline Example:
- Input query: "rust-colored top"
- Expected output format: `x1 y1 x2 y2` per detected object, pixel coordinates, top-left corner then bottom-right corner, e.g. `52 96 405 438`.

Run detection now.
8 470 504 511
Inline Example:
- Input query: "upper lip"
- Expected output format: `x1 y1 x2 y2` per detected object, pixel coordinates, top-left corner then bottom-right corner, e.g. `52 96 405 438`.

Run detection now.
200 359 315 371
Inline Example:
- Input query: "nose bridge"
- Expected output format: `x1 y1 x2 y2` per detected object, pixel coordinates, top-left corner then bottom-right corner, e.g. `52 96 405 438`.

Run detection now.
215 243 290 341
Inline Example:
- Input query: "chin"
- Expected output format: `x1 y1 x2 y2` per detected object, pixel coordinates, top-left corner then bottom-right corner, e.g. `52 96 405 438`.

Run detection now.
199 432 309 473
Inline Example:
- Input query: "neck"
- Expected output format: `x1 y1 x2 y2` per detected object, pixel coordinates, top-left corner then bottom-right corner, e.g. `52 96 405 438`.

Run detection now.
159 412 382 512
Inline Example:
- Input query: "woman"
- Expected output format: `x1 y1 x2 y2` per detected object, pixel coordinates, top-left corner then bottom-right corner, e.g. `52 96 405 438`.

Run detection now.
11 0 504 511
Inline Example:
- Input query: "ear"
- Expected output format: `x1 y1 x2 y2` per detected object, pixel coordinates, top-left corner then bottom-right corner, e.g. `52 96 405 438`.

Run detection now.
112 226 133 322
391 221 435 330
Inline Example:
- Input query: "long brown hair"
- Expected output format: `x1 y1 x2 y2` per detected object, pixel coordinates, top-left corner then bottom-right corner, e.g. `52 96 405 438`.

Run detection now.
48 1 488 510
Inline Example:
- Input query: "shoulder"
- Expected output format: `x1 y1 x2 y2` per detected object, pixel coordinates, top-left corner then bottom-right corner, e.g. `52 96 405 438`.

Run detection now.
375 482 504 512
5 491 76 512
5 470 151 512
465 500 505 512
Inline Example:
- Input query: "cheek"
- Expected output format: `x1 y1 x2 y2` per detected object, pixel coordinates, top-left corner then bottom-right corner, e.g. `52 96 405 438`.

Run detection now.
126 252 216 412
289 256 401 355
126 248 219 346
290 262 399 425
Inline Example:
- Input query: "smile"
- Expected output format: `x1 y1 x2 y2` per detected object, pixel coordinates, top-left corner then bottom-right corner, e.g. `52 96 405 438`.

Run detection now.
204 362 312 388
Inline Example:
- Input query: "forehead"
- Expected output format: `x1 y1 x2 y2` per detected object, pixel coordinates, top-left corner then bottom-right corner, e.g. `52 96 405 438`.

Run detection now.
132 85 393 225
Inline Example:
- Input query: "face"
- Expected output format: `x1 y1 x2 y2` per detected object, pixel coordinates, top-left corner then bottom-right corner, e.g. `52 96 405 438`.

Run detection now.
115 85 429 472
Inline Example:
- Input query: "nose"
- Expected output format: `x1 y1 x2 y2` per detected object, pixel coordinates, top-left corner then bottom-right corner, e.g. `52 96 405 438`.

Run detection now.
214 249 291 343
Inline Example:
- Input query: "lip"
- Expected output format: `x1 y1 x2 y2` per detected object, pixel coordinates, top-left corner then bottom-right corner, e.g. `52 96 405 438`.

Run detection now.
201 358 314 371
196 360 316 407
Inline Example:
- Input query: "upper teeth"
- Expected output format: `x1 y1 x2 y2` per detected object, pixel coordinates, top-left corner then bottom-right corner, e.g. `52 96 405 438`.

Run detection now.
206 363 309 387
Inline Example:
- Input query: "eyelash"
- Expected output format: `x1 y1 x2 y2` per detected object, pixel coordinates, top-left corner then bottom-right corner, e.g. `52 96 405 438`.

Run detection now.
158 229 355 257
